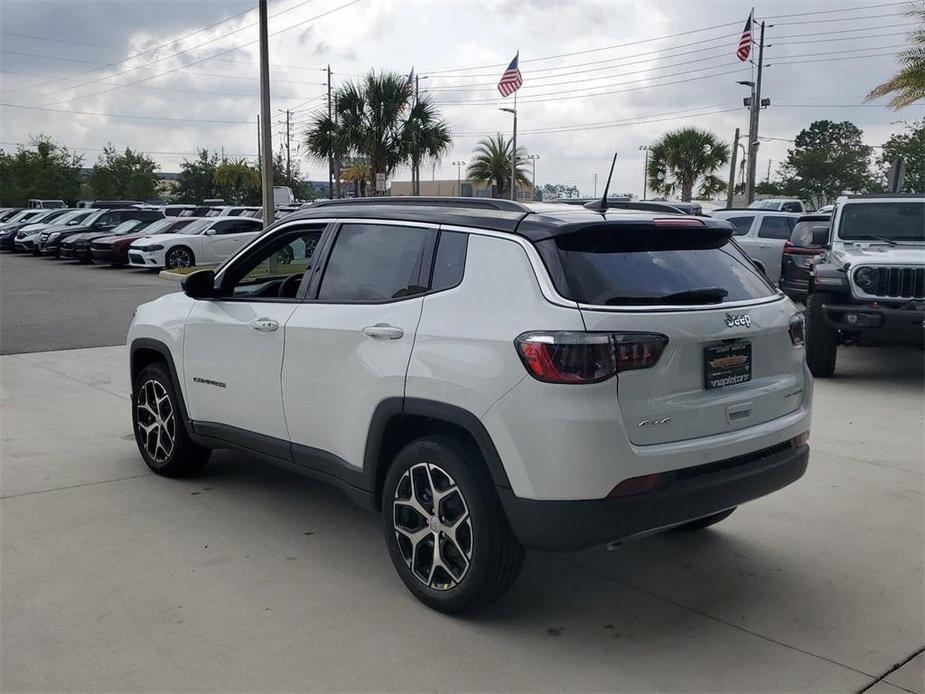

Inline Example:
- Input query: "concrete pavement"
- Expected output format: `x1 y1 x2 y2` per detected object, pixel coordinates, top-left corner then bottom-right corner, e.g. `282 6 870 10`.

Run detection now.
1 345 922 692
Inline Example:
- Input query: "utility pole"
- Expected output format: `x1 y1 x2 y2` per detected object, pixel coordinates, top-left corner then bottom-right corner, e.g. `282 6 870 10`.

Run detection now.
727 127 740 208
285 109 291 183
527 153 539 200
766 158 771 184
327 64 333 199
257 0 274 227
745 19 765 205
593 172 598 198
510 92 518 201
414 75 420 195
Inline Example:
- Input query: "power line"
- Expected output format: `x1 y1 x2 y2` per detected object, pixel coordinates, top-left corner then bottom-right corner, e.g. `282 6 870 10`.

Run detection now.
773 11 905 26
38 0 363 107
0 102 256 125
763 1 906 18
0 141 258 158
9 0 318 101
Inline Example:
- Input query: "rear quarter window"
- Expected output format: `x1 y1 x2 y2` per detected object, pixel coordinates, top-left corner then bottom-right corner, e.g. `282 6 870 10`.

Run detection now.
726 216 754 236
758 215 795 239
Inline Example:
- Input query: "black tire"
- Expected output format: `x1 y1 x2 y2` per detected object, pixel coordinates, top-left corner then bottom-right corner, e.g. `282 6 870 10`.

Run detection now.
382 434 525 614
165 246 195 270
671 507 736 532
132 362 210 477
805 293 838 377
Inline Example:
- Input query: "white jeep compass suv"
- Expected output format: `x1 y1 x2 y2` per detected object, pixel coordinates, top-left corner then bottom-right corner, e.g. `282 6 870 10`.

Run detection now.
128 198 812 613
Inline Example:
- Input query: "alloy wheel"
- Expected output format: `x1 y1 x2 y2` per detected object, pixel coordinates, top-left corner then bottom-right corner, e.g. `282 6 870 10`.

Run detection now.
393 462 473 590
167 248 191 269
135 379 176 463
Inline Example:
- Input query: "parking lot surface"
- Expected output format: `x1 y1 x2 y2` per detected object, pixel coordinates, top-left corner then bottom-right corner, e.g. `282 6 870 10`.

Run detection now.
1 343 922 692
0 252 176 355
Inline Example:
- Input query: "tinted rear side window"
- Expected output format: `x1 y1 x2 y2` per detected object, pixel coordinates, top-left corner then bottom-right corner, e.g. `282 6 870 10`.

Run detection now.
727 216 754 236
430 231 468 291
318 223 436 302
758 215 795 239
538 230 774 306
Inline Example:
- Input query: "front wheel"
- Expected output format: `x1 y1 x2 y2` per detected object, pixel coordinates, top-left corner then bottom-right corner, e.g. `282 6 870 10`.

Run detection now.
382 435 525 613
805 293 838 377
132 363 210 477
165 246 194 270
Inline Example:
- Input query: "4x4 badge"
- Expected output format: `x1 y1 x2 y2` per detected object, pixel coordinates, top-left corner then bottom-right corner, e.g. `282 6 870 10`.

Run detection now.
725 313 752 328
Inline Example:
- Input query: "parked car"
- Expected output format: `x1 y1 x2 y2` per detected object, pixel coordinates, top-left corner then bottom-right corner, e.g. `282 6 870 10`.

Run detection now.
91 217 196 265
749 199 809 213
35 210 101 254
42 208 164 256
14 209 90 253
128 216 263 269
815 204 835 214
60 210 165 262
128 198 811 613
179 205 218 217
804 193 924 377
0 209 74 251
779 215 832 303
28 199 66 209
204 205 260 218
163 204 197 217
76 199 145 209
0 208 24 223
711 209 801 284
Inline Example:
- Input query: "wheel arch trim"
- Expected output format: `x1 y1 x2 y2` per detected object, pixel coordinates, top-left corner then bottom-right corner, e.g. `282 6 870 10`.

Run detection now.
130 338 194 436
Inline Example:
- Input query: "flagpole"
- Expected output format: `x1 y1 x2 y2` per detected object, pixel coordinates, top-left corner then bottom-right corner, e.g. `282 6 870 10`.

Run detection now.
511 86 518 201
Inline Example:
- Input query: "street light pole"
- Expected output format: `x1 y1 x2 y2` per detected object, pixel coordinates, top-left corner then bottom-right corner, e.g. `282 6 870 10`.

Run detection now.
638 145 649 200
526 153 539 200
257 0 274 227
452 160 465 195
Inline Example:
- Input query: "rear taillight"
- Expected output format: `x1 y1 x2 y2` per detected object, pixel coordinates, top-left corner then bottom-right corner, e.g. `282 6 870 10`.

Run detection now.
789 313 805 346
514 332 668 384
783 241 823 256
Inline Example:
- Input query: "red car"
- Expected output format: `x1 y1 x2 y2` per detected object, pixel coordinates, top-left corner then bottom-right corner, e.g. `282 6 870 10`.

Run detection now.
90 217 196 265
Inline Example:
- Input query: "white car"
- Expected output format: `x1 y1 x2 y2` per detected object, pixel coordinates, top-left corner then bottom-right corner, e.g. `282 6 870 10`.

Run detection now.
13 210 92 253
128 198 812 613
204 205 260 218
712 209 802 284
128 216 263 269
748 198 809 213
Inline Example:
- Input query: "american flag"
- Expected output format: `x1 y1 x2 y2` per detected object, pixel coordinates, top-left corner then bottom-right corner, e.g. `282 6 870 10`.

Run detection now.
497 53 523 97
737 12 753 62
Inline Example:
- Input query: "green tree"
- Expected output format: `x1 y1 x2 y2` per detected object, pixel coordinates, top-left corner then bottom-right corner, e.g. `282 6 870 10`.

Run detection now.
646 128 729 202
779 120 875 207
878 119 925 192
173 149 220 203
535 183 580 201
213 158 260 204
866 2 925 109
0 136 83 206
304 71 452 196
466 133 530 197
87 145 160 200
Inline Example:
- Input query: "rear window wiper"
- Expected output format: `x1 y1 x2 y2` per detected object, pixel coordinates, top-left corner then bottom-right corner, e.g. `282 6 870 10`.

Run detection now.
600 287 729 306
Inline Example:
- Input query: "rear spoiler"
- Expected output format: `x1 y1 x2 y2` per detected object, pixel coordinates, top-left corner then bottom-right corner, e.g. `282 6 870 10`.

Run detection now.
539 218 735 251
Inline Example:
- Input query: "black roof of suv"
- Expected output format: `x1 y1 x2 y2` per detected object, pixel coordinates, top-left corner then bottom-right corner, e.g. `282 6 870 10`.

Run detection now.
288 198 733 242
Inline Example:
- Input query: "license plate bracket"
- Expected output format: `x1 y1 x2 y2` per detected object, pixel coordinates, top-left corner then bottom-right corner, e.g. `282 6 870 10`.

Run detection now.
704 341 752 389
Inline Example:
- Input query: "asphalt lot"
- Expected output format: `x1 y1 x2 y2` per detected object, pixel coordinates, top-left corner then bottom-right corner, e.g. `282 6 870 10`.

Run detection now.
1 342 922 692
0 251 177 355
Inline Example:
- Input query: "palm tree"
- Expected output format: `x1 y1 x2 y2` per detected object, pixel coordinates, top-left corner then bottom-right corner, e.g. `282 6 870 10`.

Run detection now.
646 128 729 202
466 134 530 198
403 94 452 195
213 158 259 204
303 71 452 196
341 159 372 197
866 2 925 109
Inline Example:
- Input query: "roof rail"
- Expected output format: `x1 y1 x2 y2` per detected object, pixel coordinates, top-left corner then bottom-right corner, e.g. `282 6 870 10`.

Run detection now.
310 196 533 212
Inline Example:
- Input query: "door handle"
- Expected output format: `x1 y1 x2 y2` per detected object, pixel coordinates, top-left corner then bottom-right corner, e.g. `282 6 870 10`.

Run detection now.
249 318 279 333
363 324 404 340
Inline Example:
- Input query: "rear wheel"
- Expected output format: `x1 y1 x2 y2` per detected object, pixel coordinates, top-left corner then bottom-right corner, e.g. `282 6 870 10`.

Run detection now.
671 507 736 532
165 246 194 270
805 293 838 377
132 363 210 477
382 435 525 613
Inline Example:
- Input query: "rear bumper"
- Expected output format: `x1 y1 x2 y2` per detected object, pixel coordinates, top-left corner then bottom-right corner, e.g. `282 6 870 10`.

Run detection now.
500 443 809 550
822 303 925 344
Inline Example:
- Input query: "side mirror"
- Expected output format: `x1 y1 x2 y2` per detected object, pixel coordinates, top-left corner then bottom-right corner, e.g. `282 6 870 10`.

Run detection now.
811 227 830 247
181 269 217 299
205 229 216 235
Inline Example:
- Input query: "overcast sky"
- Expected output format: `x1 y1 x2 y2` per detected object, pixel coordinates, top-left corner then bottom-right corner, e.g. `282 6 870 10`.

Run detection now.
0 0 916 197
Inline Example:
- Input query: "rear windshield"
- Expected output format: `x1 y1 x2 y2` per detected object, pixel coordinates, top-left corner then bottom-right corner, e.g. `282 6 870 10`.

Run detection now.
537 229 775 306
837 202 924 242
